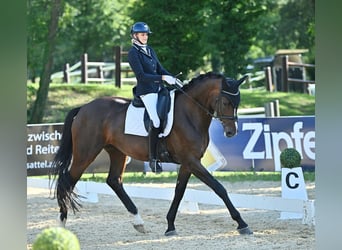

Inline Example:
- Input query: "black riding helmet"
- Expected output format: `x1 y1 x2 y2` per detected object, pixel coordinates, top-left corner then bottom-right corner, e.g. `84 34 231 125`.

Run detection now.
130 22 152 36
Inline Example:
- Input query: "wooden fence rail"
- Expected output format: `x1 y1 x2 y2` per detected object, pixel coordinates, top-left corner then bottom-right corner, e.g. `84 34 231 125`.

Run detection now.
281 55 315 93
262 55 315 94
51 46 133 87
52 49 315 94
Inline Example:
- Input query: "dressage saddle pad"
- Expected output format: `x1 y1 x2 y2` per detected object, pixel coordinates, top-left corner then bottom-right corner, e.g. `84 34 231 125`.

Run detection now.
124 90 176 137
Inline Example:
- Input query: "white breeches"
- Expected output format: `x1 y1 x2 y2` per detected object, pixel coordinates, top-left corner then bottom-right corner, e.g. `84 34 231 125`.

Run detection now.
140 93 160 128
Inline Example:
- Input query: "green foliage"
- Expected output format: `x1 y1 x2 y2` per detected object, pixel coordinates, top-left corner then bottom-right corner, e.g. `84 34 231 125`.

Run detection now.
201 0 270 77
27 0 51 81
280 148 302 168
56 0 133 64
278 0 315 79
129 0 206 78
27 0 315 122
27 0 315 81
27 0 134 81
33 227 80 250
128 0 271 78
251 0 315 66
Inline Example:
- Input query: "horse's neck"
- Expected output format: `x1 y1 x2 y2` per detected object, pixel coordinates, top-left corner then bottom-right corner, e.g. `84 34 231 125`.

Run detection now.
188 79 220 111
183 79 220 129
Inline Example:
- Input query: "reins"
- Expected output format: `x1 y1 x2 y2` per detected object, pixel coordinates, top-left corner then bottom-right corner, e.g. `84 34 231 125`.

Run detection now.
172 78 239 121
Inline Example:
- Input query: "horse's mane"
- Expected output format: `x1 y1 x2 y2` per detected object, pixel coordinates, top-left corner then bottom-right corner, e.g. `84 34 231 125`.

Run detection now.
181 72 225 92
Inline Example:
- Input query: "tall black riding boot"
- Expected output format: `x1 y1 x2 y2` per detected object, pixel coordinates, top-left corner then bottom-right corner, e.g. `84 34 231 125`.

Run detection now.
148 125 163 173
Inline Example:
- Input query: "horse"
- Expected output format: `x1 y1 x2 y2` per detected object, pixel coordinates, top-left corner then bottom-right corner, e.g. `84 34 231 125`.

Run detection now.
51 71 252 236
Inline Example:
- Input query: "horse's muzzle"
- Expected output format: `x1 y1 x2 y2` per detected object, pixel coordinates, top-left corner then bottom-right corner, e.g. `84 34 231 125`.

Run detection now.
224 130 236 138
223 124 238 138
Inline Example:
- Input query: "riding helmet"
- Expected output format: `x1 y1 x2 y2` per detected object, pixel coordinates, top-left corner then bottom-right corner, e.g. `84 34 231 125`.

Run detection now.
130 22 152 35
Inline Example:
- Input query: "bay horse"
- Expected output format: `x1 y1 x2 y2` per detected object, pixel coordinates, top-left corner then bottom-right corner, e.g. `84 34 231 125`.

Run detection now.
51 72 252 236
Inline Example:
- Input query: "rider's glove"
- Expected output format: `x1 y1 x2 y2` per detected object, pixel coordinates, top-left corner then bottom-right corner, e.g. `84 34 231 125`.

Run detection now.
163 75 176 85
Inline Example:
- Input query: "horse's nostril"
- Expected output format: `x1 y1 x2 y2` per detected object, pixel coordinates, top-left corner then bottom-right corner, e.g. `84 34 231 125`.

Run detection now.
224 126 238 137
225 131 234 137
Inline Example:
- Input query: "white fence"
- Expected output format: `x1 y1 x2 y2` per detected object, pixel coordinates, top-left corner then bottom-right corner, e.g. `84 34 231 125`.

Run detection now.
51 51 135 86
27 178 315 225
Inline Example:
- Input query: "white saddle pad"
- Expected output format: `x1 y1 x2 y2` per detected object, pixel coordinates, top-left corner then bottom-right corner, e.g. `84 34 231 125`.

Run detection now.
124 90 176 137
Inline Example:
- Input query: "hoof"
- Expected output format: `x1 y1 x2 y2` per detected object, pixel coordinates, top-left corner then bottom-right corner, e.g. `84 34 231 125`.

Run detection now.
238 226 253 235
133 224 147 234
57 215 66 227
164 230 178 236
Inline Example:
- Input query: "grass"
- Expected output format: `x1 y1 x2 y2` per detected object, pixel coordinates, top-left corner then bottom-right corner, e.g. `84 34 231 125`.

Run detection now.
240 89 315 117
27 83 133 123
33 171 315 183
78 171 315 183
27 83 315 123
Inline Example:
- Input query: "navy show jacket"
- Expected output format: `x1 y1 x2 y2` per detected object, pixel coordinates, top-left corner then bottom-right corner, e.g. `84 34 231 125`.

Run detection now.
128 44 171 96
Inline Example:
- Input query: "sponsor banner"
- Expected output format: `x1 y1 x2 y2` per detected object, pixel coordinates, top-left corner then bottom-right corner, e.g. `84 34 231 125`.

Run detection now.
26 124 144 176
27 123 63 176
208 116 315 171
27 116 315 175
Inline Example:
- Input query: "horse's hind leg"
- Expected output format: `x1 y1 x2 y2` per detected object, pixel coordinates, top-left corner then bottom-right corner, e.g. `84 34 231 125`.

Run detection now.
105 146 146 233
57 160 95 227
56 170 77 227
57 147 103 227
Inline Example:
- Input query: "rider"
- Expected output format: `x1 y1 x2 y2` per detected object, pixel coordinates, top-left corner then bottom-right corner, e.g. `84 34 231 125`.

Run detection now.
127 22 177 173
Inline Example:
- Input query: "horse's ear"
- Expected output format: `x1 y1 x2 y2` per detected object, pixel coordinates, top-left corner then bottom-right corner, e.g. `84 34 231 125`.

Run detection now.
225 75 248 88
236 75 249 87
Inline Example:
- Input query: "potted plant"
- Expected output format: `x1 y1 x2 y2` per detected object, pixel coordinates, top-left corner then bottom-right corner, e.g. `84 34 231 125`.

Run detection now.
280 148 301 169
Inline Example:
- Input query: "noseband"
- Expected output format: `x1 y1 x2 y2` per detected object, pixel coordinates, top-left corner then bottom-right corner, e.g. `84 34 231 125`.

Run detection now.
213 88 239 122
214 88 240 121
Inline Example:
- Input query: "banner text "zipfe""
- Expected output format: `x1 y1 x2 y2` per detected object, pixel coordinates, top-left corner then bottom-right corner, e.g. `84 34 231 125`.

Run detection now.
242 121 315 171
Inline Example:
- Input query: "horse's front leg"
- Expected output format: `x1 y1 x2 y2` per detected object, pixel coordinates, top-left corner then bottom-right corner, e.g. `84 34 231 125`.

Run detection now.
190 160 253 235
165 166 191 236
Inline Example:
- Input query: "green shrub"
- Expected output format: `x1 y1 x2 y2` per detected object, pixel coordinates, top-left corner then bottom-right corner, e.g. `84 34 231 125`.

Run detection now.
280 148 301 168
32 227 80 250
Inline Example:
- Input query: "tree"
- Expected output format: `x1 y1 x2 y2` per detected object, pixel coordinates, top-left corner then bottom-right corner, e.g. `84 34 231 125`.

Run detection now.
55 0 133 67
29 0 63 123
27 0 135 83
27 0 135 123
27 0 51 82
248 0 315 79
202 0 269 77
129 0 269 78
277 0 315 62
128 0 206 78
249 0 315 61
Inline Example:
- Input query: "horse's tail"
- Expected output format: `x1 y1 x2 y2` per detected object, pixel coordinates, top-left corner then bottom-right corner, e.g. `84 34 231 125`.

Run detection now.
50 107 82 213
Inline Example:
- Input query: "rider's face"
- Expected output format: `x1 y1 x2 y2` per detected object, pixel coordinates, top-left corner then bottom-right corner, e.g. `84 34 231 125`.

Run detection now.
135 33 149 44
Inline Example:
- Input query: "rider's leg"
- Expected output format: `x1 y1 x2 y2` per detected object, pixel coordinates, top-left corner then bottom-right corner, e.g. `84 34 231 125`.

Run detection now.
140 93 162 173
140 93 160 128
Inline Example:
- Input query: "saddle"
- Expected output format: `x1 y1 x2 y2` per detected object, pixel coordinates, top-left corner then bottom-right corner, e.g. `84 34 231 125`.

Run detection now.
132 86 171 132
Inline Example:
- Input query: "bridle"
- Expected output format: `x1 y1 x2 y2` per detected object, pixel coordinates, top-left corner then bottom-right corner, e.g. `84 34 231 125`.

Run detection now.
214 89 240 121
174 79 240 122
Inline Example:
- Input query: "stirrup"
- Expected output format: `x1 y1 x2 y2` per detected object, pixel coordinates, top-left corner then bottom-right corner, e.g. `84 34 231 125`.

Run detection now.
149 159 162 173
